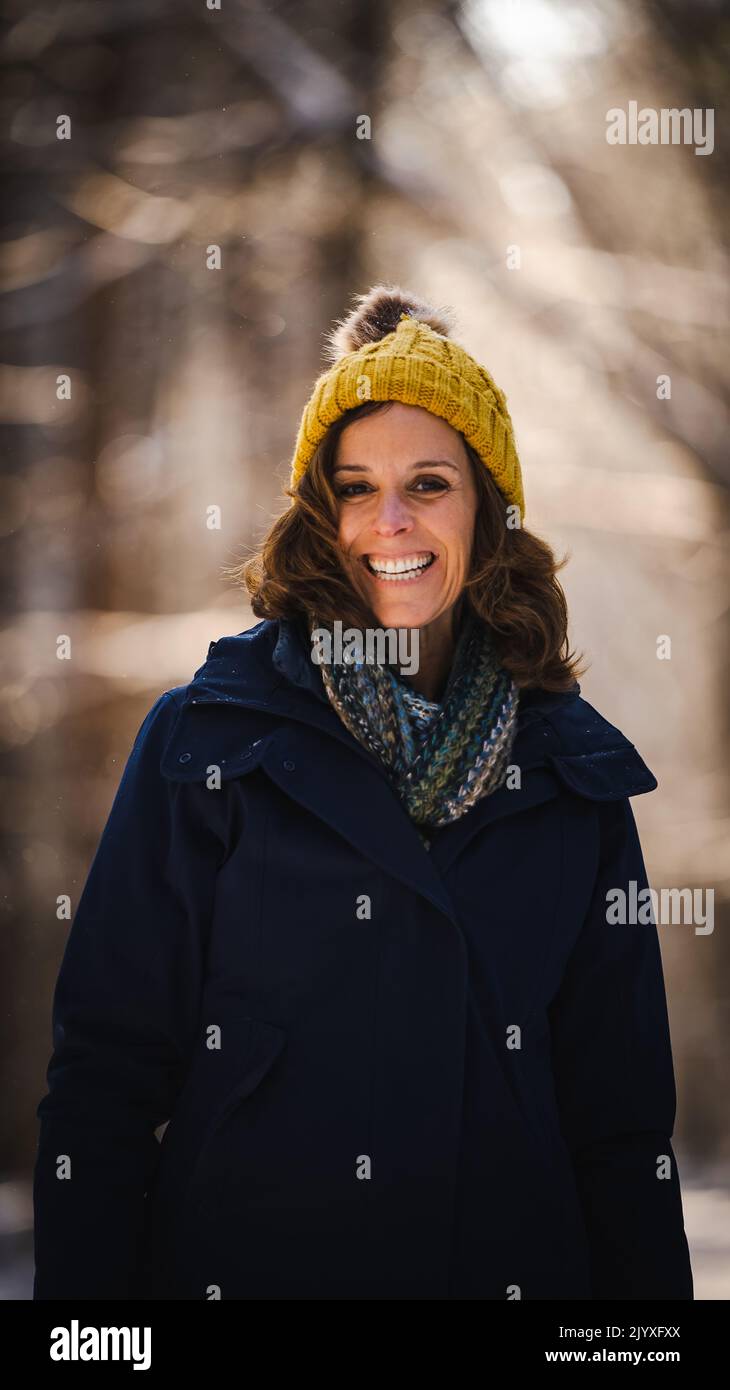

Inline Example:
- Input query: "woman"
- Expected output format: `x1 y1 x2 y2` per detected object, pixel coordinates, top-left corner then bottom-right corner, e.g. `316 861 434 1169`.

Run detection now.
33 286 694 1301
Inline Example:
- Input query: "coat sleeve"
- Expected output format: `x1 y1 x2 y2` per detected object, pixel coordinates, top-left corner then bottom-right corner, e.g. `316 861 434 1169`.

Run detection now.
32 690 221 1299
547 795 694 1300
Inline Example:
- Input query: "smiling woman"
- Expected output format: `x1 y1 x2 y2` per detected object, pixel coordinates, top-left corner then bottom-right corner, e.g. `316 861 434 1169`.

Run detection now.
32 285 694 1302
241 293 584 703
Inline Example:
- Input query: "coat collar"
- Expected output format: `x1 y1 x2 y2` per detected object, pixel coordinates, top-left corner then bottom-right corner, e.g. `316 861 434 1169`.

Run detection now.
160 618 657 928
180 615 581 731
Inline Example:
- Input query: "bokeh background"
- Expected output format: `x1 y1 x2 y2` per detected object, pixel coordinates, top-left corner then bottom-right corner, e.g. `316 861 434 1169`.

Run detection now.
1 0 728 1298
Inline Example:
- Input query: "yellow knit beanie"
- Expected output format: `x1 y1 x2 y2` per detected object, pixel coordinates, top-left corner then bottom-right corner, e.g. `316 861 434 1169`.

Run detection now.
289 286 524 517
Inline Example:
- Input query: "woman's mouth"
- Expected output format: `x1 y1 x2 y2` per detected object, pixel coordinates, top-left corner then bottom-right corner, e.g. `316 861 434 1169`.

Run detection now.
362 551 437 582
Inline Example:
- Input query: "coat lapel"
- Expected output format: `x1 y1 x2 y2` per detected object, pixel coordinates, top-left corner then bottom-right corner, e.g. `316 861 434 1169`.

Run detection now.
257 719 462 929
162 621 464 929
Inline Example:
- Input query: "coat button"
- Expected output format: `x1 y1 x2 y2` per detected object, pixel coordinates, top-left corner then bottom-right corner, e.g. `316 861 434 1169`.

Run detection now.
283 759 296 771
178 751 192 764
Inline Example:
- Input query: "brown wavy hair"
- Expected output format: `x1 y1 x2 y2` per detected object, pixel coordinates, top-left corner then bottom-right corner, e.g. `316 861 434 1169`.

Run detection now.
226 400 586 692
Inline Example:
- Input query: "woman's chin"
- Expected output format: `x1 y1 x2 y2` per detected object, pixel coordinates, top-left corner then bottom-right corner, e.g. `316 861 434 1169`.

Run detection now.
371 599 437 631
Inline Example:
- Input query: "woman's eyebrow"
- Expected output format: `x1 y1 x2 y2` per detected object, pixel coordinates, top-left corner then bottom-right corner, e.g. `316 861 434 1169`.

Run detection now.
333 459 461 474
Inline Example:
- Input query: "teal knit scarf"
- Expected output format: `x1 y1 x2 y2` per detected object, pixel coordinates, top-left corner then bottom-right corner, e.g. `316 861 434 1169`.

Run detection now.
310 608 520 833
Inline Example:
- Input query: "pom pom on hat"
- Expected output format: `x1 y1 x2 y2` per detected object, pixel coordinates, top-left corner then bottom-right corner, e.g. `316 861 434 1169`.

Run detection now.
323 284 456 363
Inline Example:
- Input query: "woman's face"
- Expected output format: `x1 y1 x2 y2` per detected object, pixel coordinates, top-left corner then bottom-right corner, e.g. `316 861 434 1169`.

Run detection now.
333 402 478 632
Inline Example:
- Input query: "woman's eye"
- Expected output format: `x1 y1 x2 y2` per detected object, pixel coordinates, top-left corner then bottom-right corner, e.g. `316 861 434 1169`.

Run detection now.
412 477 449 492
337 478 449 498
336 483 370 498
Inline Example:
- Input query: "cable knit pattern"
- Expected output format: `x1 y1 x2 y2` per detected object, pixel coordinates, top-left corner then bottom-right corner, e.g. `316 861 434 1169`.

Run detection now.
291 313 525 516
309 608 521 841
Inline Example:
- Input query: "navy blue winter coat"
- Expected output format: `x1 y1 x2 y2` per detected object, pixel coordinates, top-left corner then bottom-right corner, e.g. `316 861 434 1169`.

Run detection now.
33 616 694 1300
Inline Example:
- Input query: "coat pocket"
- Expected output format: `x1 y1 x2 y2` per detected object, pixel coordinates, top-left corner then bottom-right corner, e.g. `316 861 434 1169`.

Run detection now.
184 1016 287 1207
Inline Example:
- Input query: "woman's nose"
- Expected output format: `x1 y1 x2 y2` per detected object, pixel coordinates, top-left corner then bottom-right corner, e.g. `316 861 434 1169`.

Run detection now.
372 491 414 534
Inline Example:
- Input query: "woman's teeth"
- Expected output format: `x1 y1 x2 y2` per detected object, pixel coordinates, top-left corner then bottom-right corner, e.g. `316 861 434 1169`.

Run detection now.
366 552 435 581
